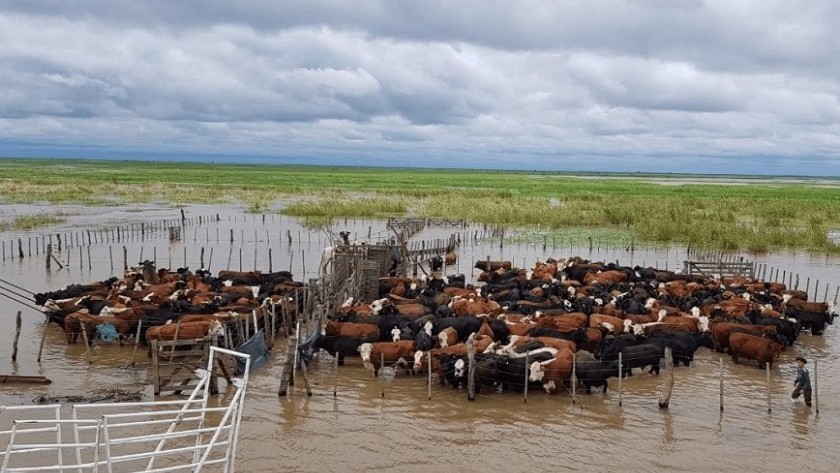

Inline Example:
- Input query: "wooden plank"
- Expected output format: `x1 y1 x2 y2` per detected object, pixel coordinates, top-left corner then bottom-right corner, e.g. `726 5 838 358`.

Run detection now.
0 375 52 384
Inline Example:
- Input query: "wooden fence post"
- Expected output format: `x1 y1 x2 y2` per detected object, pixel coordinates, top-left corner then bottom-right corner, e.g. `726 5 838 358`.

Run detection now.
658 347 674 409
11 311 22 362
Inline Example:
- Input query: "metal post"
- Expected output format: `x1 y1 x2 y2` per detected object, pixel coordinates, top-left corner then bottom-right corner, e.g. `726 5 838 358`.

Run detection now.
334 352 340 397
618 352 623 407
814 360 819 414
766 362 771 413
571 354 577 404
467 334 476 401
380 352 385 398
523 353 529 403
719 358 724 411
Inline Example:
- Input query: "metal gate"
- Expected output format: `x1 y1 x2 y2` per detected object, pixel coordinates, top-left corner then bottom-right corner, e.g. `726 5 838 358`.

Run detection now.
0 346 250 473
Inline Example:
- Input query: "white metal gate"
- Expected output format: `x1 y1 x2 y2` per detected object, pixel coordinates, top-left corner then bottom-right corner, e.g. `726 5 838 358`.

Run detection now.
0 346 250 473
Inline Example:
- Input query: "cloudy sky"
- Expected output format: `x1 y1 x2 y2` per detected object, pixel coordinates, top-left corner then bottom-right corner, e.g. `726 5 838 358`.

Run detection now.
1 1 839 175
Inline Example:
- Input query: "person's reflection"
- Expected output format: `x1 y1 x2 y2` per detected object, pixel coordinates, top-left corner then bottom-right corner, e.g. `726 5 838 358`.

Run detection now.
791 408 811 445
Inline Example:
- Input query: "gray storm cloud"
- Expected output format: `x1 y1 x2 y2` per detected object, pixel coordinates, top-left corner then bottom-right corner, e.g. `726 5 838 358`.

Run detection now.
0 1 839 174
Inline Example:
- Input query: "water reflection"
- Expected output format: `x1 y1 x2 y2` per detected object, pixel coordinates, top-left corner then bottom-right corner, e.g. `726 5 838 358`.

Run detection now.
2 205 840 472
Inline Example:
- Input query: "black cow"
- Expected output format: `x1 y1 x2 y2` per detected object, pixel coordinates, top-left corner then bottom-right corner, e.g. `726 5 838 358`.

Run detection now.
432 316 482 342
493 352 555 392
575 359 620 393
752 316 800 346
315 336 368 365
526 327 587 346
440 354 469 389
600 334 641 362
645 331 710 367
619 344 664 376
413 330 434 351
785 307 830 336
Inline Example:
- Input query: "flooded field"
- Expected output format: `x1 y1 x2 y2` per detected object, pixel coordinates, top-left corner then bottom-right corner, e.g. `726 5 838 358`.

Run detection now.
1 203 839 472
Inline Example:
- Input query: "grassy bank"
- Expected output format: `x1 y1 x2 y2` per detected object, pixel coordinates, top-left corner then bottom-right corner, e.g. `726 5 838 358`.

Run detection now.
2 158 839 254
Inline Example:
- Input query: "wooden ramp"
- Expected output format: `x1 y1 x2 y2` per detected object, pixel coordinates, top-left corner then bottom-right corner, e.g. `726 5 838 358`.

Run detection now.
0 375 51 385
151 338 230 395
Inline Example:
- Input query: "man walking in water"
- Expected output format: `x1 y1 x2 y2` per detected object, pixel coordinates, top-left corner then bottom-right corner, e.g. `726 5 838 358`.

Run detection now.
791 356 812 407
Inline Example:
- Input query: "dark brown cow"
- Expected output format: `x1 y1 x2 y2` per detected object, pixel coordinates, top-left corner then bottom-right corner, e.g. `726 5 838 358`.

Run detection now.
217 270 261 284
474 260 512 272
785 298 832 315
323 321 380 339
709 322 778 353
445 251 458 266
729 332 782 369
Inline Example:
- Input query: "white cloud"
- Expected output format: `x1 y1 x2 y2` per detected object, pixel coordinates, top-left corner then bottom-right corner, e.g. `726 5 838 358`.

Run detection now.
0 2 839 174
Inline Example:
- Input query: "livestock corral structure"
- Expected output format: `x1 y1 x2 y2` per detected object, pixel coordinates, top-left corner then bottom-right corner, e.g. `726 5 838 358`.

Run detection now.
32 262 311 392
26 252 837 400
310 256 837 398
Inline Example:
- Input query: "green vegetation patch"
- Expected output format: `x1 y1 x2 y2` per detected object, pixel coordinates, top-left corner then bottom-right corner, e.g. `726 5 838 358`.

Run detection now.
0 214 65 232
1 158 839 254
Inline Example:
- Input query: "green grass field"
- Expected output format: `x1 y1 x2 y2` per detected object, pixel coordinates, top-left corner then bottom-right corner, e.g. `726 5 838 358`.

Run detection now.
2 158 839 253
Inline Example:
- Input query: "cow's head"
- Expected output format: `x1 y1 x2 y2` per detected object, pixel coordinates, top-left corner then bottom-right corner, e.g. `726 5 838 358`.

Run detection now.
413 350 426 371
529 361 544 382
391 327 401 342
208 320 226 338
453 359 466 379
438 331 450 348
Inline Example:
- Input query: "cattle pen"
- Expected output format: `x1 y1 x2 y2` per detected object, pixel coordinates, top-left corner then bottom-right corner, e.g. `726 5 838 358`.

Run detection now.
2 205 840 473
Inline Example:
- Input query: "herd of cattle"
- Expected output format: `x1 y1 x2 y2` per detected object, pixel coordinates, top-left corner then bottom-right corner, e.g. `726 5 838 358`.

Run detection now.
314 257 836 395
33 256 836 396
34 261 302 353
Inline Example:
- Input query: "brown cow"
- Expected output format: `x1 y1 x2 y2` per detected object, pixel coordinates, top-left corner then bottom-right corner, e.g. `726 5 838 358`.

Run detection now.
412 335 496 378
729 332 782 369
445 251 457 266
529 348 575 393
323 321 380 339
64 310 143 344
532 261 558 281
501 335 576 354
438 327 458 348
358 340 416 375
589 314 624 335
709 322 778 353
583 270 628 286
785 297 833 315
145 320 226 356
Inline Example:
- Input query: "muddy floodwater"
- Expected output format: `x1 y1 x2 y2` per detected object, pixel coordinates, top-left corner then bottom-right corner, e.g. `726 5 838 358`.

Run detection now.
1 203 839 473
